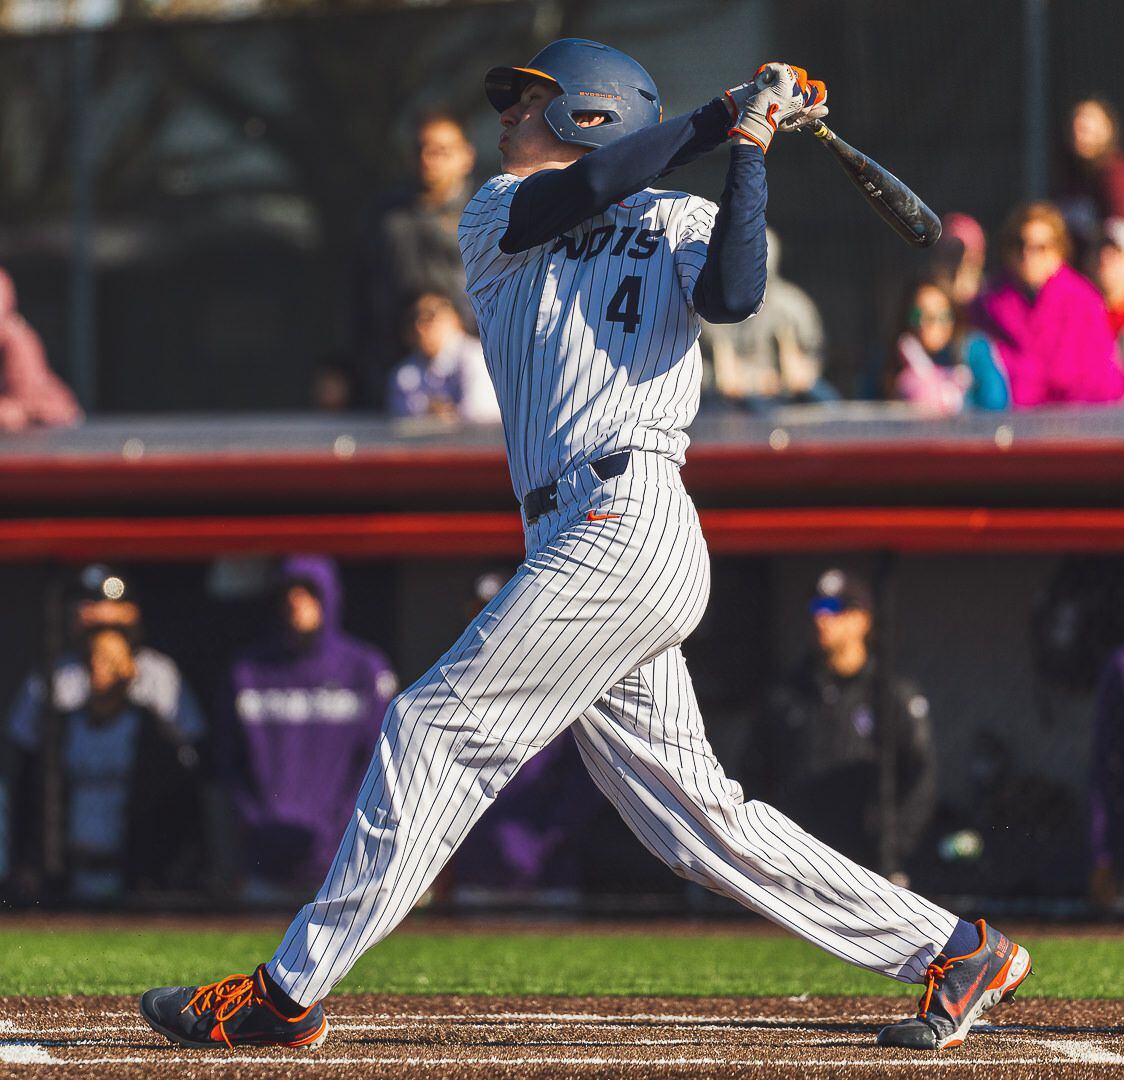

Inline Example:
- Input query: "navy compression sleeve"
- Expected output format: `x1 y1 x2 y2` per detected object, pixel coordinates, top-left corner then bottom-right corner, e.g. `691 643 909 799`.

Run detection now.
501 101 768 324
500 99 732 253
691 142 768 323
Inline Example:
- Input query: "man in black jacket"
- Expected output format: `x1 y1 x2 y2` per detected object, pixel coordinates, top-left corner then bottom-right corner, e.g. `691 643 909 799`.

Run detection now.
753 569 937 881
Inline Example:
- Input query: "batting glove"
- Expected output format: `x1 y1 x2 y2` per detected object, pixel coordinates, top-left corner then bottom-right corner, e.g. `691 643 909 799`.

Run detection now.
725 63 828 152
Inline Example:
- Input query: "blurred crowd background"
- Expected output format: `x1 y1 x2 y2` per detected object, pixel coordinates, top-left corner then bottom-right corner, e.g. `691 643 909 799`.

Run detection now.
1 0 1123 918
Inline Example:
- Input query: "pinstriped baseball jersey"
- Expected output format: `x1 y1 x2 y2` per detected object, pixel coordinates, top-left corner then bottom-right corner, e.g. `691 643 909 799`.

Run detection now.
459 175 717 499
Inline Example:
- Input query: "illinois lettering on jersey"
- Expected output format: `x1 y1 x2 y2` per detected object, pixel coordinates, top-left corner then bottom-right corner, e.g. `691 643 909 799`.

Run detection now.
459 175 718 499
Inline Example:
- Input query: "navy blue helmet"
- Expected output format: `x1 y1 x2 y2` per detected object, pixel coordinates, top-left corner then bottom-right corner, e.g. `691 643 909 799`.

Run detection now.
485 38 661 150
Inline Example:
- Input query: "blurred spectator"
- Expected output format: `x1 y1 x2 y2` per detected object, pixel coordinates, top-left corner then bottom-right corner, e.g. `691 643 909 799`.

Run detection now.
4 565 206 901
388 291 500 423
749 569 936 880
1057 98 1124 271
355 109 477 408
1091 646 1124 913
224 556 397 897
973 202 1124 407
887 278 1008 413
701 229 837 409
453 571 600 906
924 212 987 309
1099 219 1124 351
309 353 360 413
0 268 82 432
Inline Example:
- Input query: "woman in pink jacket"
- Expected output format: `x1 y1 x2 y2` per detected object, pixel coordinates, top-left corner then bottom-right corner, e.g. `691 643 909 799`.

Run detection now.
973 202 1124 408
0 269 83 432
975 200 1124 406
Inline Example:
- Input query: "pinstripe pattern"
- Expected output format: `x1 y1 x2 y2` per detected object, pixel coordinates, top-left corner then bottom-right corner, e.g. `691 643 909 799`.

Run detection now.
265 171 959 1007
458 175 716 502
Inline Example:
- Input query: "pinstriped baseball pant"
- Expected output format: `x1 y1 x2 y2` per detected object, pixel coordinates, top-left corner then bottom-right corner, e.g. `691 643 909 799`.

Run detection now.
268 453 958 1005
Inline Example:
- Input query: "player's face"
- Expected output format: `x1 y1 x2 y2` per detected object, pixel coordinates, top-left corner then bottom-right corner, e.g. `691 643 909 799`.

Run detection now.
498 81 577 173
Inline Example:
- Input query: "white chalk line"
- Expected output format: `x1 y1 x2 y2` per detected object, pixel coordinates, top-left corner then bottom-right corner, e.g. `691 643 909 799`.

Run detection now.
0 1044 55 1065
1045 1038 1124 1065
102 1008 888 1025
0 1053 1064 1067
9 1011 1123 1069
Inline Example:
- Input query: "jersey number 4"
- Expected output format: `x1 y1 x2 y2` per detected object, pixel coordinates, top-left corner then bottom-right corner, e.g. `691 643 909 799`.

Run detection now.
606 275 642 334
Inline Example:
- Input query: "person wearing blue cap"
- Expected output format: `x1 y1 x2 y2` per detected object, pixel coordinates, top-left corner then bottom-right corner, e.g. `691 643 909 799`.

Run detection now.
751 568 937 884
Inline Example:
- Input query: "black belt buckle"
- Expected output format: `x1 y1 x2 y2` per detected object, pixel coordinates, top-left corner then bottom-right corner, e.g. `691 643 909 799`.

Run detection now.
522 452 631 525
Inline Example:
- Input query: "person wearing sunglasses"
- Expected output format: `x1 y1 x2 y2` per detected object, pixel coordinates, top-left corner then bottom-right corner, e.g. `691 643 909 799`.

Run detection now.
973 202 1124 407
887 278 1008 414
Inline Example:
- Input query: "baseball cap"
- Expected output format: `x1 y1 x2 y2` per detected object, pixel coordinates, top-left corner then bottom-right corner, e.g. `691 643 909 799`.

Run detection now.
71 563 132 605
809 568 873 615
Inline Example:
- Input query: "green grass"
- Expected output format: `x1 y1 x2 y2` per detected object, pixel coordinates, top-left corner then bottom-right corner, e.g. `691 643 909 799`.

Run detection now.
2 928 1121 999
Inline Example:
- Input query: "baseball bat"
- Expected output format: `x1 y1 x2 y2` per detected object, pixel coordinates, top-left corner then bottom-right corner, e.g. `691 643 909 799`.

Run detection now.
805 120 942 248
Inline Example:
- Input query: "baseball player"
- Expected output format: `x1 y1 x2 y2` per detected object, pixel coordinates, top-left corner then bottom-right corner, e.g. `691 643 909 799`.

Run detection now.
140 39 1030 1053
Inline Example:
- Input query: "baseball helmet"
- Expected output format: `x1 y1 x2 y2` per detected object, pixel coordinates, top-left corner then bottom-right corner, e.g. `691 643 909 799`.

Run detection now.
485 38 661 150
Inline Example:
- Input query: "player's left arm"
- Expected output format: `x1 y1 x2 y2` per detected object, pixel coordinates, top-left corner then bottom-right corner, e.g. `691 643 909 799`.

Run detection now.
682 63 827 323
688 143 769 323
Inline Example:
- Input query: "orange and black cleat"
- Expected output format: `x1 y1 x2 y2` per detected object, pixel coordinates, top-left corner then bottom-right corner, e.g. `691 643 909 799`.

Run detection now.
140 965 328 1050
877 919 1032 1050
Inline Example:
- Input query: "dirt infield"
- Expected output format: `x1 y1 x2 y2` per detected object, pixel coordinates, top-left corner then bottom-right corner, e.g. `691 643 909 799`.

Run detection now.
1 994 1122 1078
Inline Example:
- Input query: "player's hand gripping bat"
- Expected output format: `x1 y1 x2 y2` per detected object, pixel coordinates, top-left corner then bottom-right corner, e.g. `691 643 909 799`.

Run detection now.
803 120 942 248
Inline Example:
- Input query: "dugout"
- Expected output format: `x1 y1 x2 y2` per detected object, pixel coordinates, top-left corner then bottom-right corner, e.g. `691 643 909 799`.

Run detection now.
0 405 1118 913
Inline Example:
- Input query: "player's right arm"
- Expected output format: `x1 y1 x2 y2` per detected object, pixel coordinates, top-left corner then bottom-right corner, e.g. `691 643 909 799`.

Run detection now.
500 99 732 253
501 63 823 256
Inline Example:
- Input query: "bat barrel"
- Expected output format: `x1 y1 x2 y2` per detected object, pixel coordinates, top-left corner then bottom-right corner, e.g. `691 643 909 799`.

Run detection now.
806 122 941 248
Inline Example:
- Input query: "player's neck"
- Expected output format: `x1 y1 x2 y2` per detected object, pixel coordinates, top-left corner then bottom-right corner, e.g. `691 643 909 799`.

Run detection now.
504 156 580 178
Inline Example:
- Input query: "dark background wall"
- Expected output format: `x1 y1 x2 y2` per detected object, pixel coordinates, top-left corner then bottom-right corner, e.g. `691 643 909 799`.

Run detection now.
0 548 1096 898
1 0 1121 409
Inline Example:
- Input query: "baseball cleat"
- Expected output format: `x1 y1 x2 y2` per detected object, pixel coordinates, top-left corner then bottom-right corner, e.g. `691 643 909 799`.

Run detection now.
139 964 328 1050
877 919 1031 1051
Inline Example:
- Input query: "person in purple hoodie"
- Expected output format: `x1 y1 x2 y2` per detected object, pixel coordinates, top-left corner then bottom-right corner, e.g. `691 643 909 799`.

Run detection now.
225 557 398 896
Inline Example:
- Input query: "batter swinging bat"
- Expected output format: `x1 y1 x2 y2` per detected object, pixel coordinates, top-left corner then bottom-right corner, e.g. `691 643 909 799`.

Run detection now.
805 120 942 248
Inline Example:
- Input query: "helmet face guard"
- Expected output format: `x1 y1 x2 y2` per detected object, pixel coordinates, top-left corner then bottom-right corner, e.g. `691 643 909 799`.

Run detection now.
485 38 661 150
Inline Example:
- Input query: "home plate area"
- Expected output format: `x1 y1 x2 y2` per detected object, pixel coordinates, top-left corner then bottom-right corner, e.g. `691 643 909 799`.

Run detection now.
2 995 1123 1077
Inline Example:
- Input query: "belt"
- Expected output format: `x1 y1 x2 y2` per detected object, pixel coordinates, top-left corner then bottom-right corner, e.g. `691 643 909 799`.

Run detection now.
522 452 631 524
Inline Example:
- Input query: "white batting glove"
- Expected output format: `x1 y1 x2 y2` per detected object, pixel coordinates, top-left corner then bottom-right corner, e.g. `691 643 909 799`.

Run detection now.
725 63 828 152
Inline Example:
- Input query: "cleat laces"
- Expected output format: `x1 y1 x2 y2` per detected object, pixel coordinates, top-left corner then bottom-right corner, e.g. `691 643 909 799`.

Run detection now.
182 973 261 1048
917 956 955 1019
